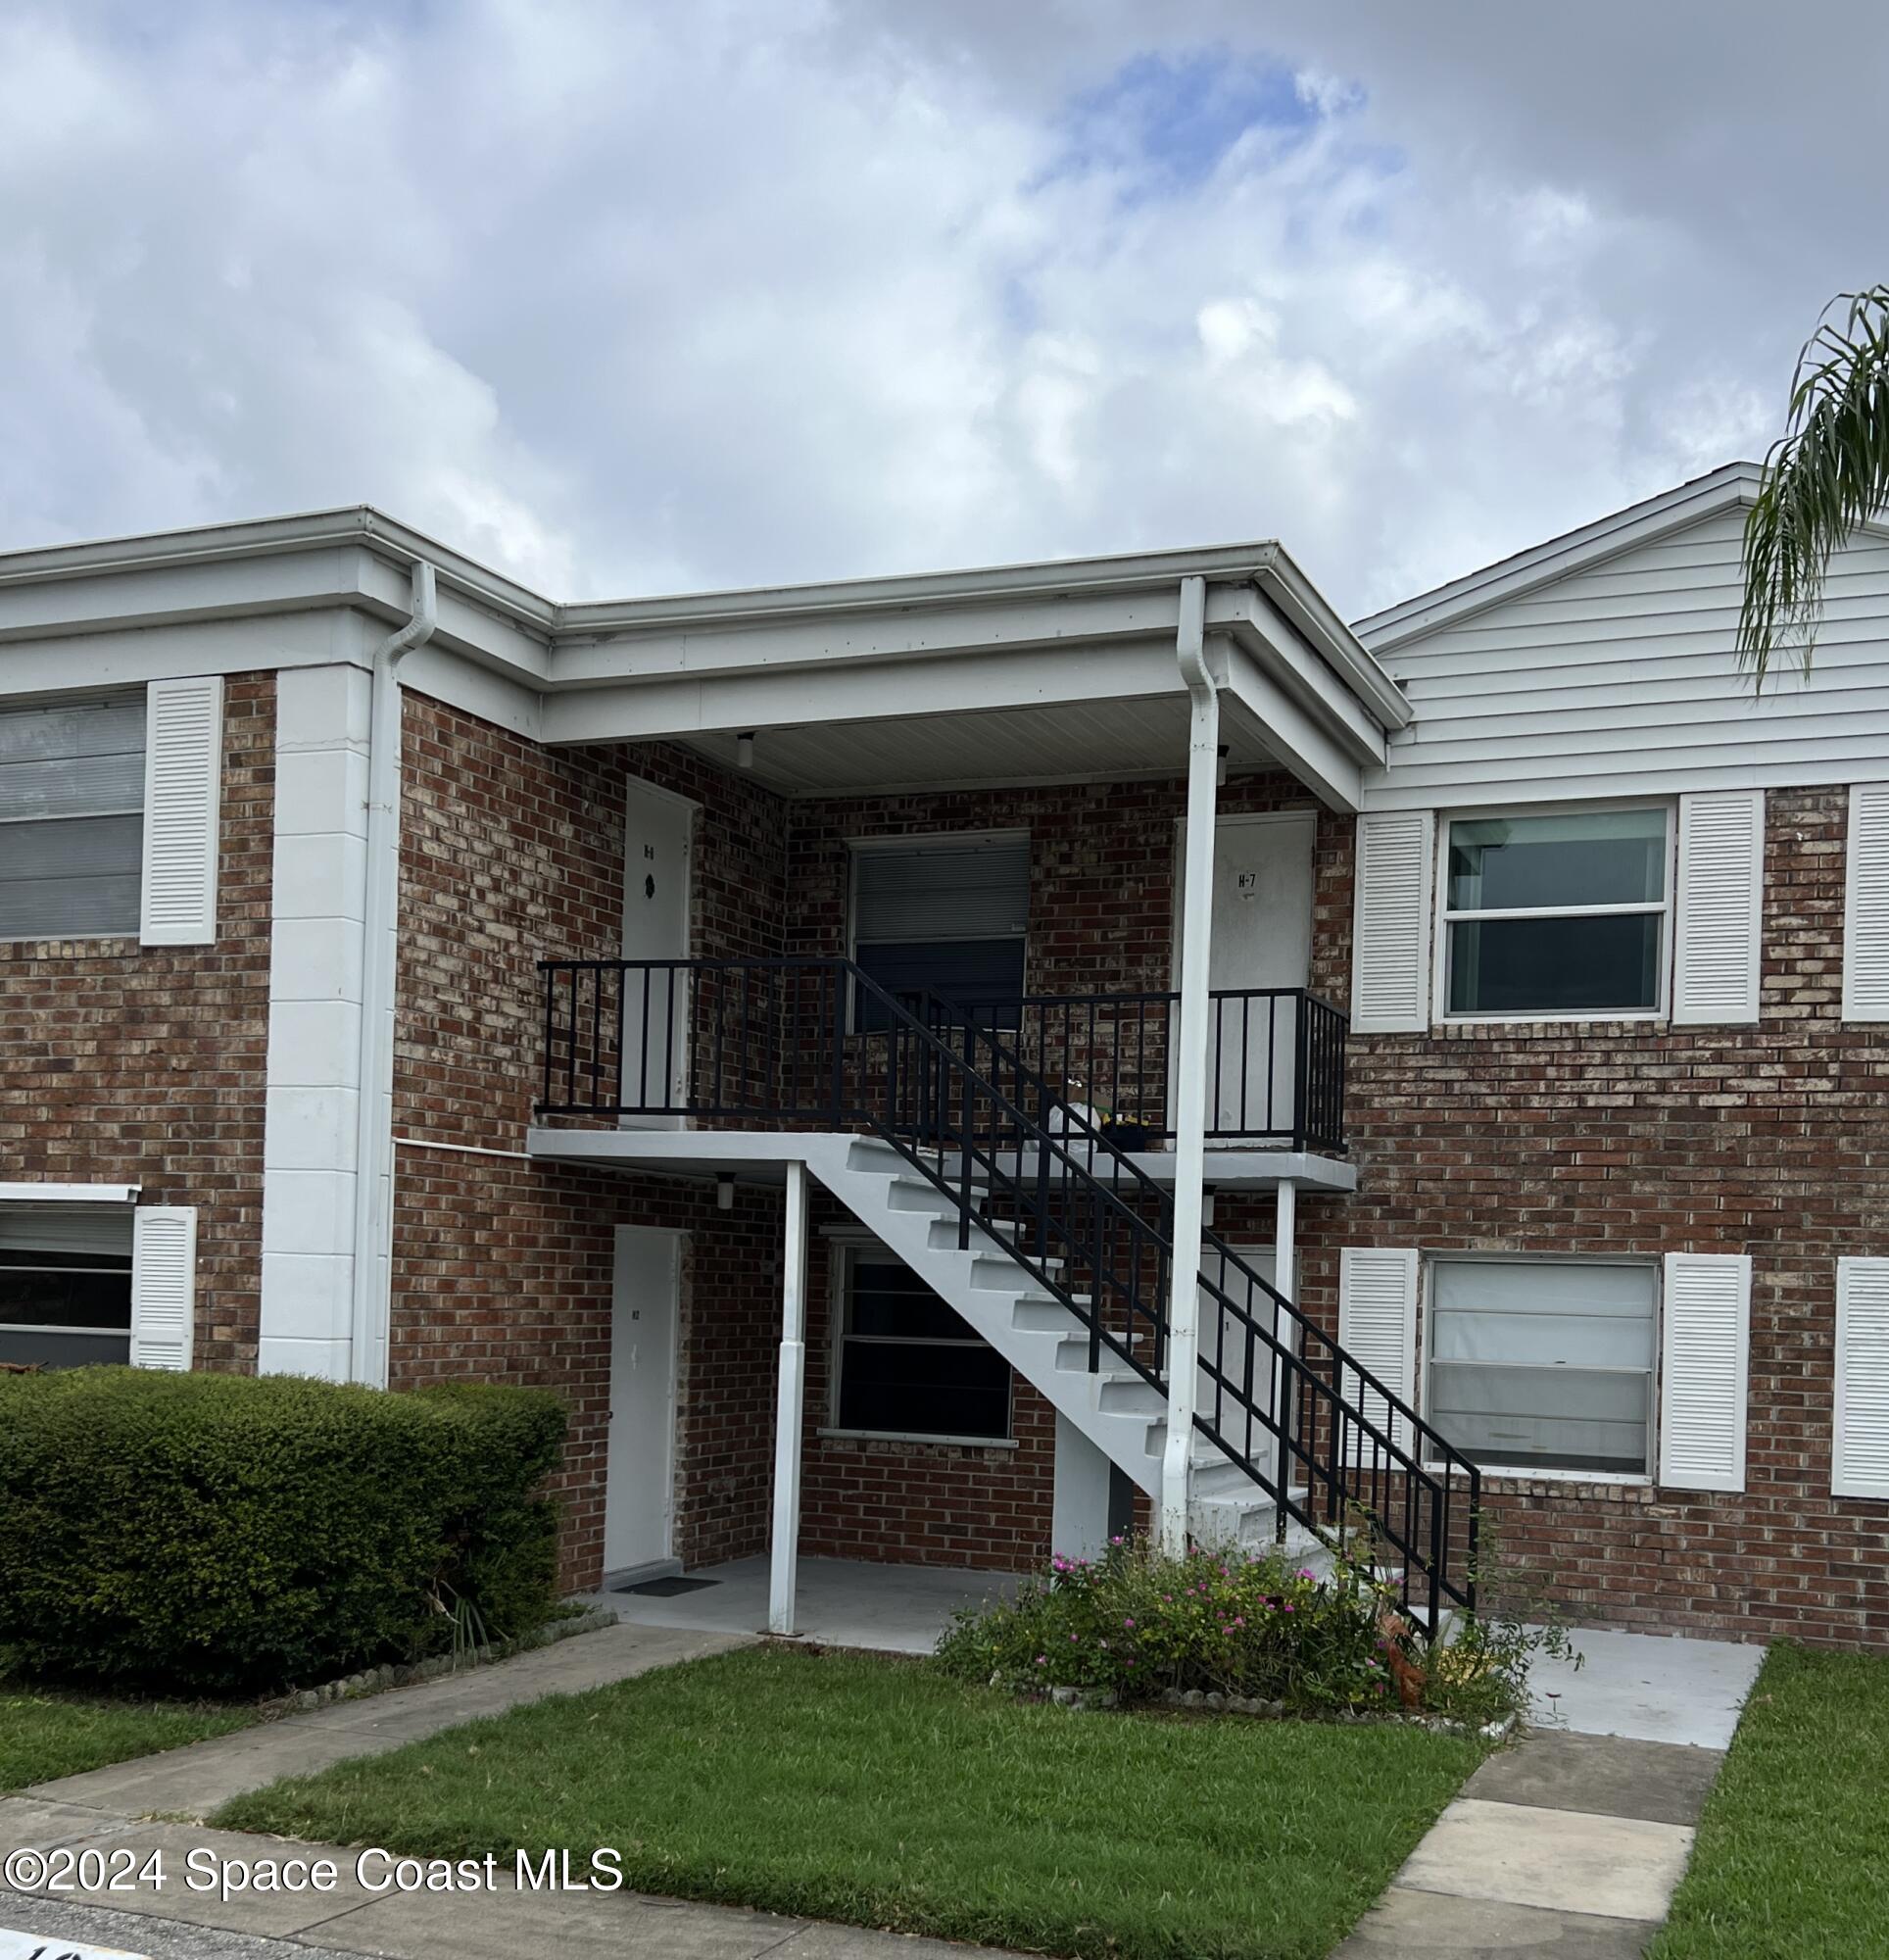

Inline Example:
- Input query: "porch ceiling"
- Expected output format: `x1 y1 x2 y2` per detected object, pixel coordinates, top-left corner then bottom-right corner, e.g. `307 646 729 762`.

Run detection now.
677 693 1281 796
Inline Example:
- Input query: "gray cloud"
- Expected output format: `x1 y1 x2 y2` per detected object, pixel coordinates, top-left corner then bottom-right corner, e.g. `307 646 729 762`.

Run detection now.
0 0 1879 614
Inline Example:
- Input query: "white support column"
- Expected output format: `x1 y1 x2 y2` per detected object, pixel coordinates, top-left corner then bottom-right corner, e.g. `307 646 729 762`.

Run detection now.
1274 1180 1297 1305
768 1160 810 1636
1051 1413 1113 1562
1160 575 1218 1557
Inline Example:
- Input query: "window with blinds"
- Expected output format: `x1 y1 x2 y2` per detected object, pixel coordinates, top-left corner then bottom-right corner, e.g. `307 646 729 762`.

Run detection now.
0 1205 134 1368
0 695 146 938
1426 1257 1656 1475
850 835 1029 1027
833 1252 1011 1441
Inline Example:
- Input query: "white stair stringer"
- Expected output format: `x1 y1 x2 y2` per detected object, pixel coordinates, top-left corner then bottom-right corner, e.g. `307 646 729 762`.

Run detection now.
803 1134 1329 1560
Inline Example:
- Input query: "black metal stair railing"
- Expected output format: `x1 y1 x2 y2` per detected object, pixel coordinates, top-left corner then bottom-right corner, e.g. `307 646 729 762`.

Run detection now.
535 956 1477 1636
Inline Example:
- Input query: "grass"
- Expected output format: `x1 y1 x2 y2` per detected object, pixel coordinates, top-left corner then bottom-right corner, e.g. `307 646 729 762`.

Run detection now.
1651 1643 1889 1960
215 1645 1481 1960
0 1680 256 1792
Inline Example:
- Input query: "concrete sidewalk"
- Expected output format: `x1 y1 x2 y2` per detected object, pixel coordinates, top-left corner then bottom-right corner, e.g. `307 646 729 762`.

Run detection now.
1335 1627 1761 1957
21 1621 750 1822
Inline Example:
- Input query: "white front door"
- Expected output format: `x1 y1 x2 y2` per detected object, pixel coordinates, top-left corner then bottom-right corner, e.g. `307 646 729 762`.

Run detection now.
1176 811 1316 1138
603 1225 682 1575
621 780 695 1121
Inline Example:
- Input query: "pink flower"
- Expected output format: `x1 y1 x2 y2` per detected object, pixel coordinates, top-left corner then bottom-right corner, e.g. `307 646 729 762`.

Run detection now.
1284 1602 1295 1613
1124 1617 1136 1629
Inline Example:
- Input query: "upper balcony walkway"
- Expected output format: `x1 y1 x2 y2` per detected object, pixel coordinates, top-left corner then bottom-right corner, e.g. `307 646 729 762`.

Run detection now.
530 956 1353 1191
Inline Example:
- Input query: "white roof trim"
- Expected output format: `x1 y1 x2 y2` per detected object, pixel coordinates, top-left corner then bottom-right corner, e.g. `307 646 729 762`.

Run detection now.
0 508 1407 740
1356 461 1765 653
0 1183 140 1205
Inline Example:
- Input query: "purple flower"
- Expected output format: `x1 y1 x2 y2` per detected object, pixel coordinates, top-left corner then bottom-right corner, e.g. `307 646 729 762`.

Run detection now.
1124 1616 1136 1629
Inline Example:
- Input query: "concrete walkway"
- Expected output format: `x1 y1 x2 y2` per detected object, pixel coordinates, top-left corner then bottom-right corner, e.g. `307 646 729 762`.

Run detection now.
598 1554 1024 1654
1335 1628 1762 1958
0 1620 1025 1960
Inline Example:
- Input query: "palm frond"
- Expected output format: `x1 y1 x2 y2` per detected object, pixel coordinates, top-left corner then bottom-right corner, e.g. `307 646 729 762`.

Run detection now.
1740 286 1889 690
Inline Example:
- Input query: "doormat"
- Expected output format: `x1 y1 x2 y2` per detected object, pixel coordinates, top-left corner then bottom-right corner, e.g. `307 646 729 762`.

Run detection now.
617 1574 722 1596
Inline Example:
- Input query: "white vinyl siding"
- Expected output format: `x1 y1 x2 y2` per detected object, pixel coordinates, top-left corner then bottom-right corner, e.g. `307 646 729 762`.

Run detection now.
1842 783 1889 1020
1363 505 1889 809
1833 1257 1889 1499
1657 1251 1751 1493
1672 791 1765 1025
1351 811 1432 1032
0 694 146 938
1336 1248 1418 1458
129 1206 197 1372
139 676 223 946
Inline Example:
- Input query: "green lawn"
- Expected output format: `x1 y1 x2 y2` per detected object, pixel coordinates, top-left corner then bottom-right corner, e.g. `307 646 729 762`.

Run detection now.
1 1681 256 1792
1651 1643 1889 1960
215 1646 1480 1960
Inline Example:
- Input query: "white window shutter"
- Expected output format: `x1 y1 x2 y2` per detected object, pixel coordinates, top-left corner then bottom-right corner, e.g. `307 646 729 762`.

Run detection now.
139 676 223 946
1351 811 1433 1033
1337 1248 1419 1459
130 1206 197 1371
1672 791 1764 1025
1834 1257 1889 1498
1658 1252 1750 1492
1842 784 1889 1020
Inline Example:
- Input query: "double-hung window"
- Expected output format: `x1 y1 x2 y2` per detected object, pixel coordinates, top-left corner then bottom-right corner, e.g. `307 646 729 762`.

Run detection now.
1443 807 1670 1017
0 1207 134 1369
832 1250 1011 1442
850 835 1029 1028
1427 1258 1656 1477
0 694 146 939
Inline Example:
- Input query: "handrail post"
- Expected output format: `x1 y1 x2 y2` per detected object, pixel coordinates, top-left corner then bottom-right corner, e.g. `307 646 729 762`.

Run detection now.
1160 574 1217 1558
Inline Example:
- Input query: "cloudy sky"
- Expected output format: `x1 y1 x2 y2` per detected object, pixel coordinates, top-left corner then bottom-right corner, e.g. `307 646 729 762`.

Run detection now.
1 2 1880 615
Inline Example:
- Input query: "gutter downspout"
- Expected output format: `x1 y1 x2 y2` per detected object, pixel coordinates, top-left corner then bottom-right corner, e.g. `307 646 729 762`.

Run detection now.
350 560 437 1387
1159 573 1217 1557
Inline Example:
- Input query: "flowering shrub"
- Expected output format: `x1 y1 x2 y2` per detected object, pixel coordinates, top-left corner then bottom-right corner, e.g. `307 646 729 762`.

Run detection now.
936 1537 1396 1711
935 1533 1561 1722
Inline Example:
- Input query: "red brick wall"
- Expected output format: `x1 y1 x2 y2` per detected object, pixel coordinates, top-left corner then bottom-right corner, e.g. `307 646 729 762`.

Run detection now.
1278 784 1889 1647
798 1195 1056 1571
388 701 792 1587
0 672 275 1370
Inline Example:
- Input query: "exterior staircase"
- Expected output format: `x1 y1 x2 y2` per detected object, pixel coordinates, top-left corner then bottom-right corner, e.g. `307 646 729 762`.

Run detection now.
535 952 1480 1635
797 1132 1329 1557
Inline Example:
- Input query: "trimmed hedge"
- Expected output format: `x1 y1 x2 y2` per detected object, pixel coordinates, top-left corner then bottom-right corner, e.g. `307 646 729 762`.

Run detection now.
0 1368 566 1694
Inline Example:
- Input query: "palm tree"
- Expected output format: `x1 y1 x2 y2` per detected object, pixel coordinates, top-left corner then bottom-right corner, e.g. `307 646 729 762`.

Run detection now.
1740 286 1889 689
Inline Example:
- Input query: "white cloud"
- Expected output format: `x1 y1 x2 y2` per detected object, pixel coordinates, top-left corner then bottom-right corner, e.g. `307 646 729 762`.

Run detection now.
0 0 1862 618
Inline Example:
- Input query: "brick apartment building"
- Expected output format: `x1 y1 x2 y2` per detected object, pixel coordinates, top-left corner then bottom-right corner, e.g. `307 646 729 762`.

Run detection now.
5 461 1888 1646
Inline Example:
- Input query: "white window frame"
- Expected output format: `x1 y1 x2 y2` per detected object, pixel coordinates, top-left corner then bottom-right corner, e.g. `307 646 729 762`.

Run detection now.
845 827 1031 1034
1420 1251 1660 1484
1432 798 1677 1026
0 689 148 946
0 1191 138 1367
818 1236 1016 1448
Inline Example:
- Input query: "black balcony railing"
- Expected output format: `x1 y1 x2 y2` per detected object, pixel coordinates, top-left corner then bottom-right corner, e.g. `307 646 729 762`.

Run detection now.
533 954 1471 1635
537 959 1347 1152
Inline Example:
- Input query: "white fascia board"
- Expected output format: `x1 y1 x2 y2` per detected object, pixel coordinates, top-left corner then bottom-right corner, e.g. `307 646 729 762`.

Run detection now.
1222 586 1391 765
540 638 1186 745
0 543 373 647
1222 645 1364 812
548 587 1188 689
1249 550 1412 732
1358 462 1763 653
0 1182 140 1204
0 611 371 703
555 539 1284 636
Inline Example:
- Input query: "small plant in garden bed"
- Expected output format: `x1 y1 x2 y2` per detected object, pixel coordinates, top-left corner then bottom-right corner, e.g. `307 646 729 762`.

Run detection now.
936 1532 1570 1725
